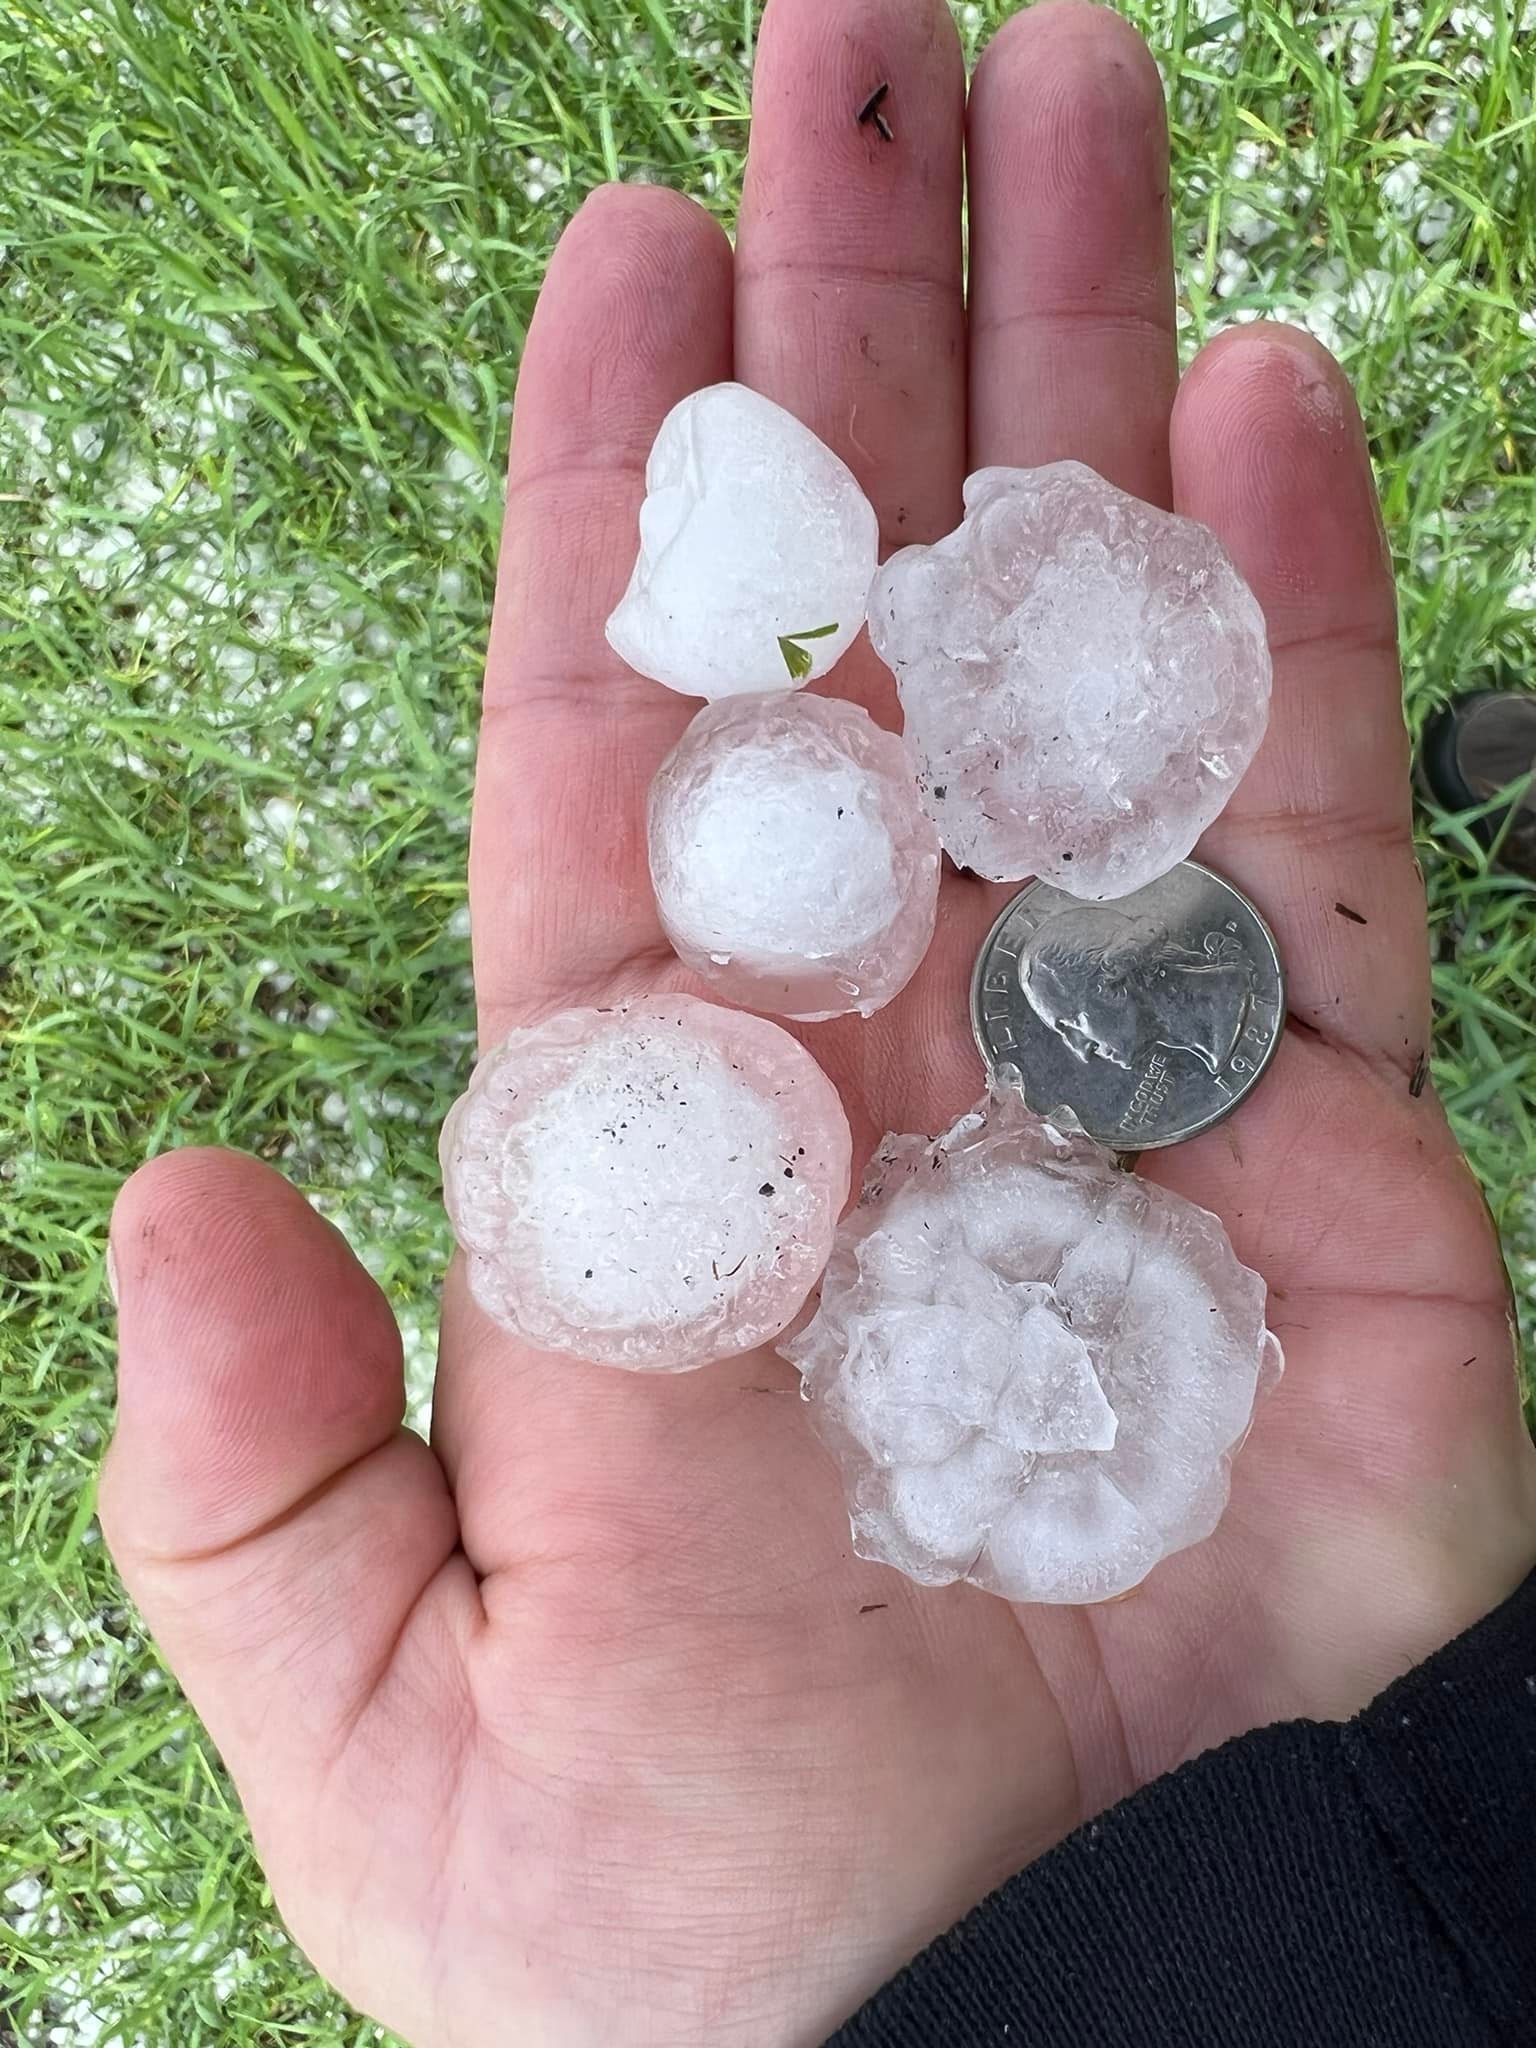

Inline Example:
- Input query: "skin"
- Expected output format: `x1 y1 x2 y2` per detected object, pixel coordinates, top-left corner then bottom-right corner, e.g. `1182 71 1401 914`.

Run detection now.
99 4 1536 2044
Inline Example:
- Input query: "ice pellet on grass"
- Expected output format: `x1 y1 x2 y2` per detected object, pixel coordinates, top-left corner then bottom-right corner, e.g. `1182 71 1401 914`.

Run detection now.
869 462 1272 899
440 996 852 1371
605 382 879 699
648 691 941 1020
782 1089 1280 1603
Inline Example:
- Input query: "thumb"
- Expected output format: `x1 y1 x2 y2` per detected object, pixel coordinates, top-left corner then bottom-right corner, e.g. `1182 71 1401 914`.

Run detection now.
99 1148 474 1822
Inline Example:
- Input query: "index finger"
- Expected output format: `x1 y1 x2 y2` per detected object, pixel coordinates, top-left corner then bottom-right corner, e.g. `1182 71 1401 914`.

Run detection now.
470 187 733 1044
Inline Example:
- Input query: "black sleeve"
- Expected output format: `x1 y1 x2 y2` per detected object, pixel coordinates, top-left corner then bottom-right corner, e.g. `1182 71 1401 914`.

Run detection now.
830 1568 1536 2048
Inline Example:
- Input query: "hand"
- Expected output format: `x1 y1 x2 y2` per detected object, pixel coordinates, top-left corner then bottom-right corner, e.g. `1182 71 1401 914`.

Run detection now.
100 4 1536 2043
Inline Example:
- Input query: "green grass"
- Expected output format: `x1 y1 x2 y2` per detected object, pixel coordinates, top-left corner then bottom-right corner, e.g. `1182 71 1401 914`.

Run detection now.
3 0 1534 2037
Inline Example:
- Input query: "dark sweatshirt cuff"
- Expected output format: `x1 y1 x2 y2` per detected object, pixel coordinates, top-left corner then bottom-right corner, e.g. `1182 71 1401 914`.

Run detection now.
829 1567 1536 2048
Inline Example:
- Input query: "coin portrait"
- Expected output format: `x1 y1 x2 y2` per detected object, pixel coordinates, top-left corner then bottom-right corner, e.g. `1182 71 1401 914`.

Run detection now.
1016 907 1260 1079
971 863 1285 1149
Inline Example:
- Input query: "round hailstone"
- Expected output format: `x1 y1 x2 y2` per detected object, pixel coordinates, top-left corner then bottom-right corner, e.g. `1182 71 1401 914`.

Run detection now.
868 462 1273 900
647 692 941 1022
440 997 852 1371
782 1090 1280 1603
605 382 879 700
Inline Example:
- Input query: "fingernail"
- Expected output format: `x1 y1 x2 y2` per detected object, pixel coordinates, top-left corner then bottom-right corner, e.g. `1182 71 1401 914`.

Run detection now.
105 1242 120 1309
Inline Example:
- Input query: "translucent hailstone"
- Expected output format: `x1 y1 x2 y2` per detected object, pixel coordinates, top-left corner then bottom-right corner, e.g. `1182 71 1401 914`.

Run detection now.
868 462 1273 900
782 1090 1280 1603
441 997 852 1371
647 691 941 1021
605 382 879 699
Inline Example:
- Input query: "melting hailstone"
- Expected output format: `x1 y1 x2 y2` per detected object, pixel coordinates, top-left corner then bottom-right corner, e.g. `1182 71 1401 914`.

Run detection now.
605 382 879 699
441 997 852 1371
647 691 941 1020
782 1089 1281 1603
868 462 1272 899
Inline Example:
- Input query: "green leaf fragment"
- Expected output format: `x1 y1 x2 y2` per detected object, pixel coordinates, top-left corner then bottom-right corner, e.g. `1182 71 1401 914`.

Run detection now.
778 635 813 680
777 623 839 680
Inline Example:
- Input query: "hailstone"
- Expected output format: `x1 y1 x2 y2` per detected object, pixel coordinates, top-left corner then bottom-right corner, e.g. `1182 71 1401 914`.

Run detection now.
782 1088 1280 1602
606 382 879 699
868 462 1272 899
442 996 852 1370
647 691 941 1020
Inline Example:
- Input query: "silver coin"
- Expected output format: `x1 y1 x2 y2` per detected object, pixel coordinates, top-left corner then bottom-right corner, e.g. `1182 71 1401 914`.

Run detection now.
971 861 1285 1150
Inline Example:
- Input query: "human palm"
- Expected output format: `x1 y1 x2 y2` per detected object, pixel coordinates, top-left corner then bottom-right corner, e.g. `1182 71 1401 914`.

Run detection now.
102 4 1536 2045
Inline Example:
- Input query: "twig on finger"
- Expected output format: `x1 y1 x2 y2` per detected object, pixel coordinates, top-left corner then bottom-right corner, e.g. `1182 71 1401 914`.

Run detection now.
857 81 893 141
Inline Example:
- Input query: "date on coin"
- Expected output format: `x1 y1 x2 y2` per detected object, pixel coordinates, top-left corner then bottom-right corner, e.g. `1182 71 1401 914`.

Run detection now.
971 862 1285 1150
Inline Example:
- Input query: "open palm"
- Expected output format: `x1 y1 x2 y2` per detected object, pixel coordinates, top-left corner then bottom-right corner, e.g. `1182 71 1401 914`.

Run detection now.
102 4 1536 2045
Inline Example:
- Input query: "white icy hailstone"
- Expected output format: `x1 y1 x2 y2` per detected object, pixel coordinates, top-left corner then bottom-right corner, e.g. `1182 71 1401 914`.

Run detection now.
440 996 852 1371
647 691 941 1020
869 462 1273 900
782 1089 1280 1603
605 382 879 699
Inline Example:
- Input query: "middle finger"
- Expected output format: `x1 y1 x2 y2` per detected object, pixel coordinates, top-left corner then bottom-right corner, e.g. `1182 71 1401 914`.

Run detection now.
735 0 967 637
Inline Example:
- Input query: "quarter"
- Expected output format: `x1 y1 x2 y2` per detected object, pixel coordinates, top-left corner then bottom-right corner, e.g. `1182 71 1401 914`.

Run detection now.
970 861 1285 1150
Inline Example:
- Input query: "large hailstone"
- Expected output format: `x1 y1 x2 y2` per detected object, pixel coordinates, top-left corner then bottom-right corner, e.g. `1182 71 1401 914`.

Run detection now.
441 997 852 1371
648 692 941 1021
605 382 879 699
782 1091 1280 1603
868 462 1272 900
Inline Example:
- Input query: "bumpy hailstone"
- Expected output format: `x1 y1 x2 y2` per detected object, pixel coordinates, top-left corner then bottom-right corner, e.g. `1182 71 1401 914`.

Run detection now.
648 692 941 1021
441 997 852 1371
605 382 879 699
782 1090 1280 1603
868 462 1272 900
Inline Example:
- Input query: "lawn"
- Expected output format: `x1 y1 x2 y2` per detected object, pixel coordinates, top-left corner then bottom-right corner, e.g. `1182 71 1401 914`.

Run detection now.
2 0 1534 2039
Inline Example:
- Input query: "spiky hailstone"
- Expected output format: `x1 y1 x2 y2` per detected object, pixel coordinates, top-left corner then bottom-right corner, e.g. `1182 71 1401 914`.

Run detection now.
782 1090 1280 1603
647 691 941 1021
605 382 879 699
869 462 1272 900
441 997 852 1371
